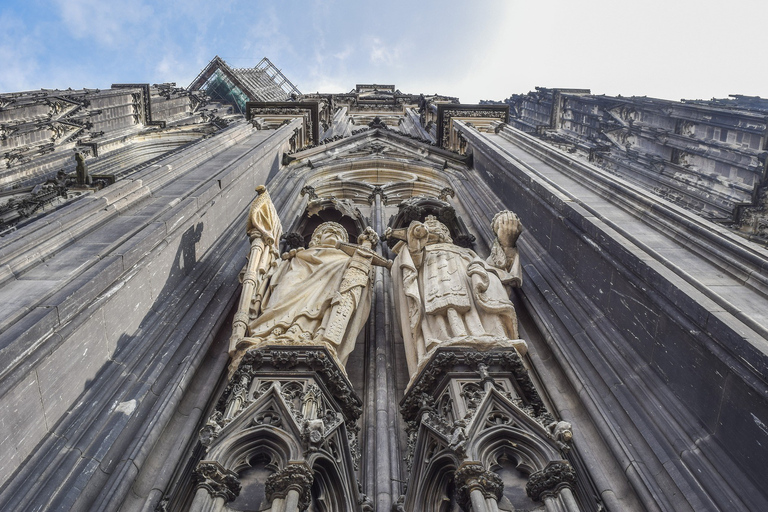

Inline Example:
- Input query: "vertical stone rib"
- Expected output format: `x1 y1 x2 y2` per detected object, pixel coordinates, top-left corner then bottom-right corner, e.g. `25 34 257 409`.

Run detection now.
371 191 398 510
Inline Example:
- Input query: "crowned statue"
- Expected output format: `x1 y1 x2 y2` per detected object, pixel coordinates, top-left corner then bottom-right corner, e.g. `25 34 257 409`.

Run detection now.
388 211 525 378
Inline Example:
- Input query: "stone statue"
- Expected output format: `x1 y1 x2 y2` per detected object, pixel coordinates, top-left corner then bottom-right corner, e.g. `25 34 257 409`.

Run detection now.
231 221 389 373
389 211 525 377
74 152 91 186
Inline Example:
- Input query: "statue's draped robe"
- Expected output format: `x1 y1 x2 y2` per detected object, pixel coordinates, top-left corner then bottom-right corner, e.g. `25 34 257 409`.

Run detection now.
392 242 521 375
246 245 372 365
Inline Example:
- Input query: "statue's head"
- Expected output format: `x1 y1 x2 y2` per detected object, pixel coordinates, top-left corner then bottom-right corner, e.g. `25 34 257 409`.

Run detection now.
423 215 453 244
309 221 349 248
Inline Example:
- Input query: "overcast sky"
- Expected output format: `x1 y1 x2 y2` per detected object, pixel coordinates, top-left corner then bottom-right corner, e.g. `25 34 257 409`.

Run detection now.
1 0 766 103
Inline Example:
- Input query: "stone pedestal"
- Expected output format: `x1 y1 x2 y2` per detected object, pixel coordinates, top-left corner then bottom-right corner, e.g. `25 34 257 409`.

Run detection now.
399 346 581 511
193 346 366 511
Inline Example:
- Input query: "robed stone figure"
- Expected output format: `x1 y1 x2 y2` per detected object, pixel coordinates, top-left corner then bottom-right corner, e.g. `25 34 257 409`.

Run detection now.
389 212 525 378
229 201 388 375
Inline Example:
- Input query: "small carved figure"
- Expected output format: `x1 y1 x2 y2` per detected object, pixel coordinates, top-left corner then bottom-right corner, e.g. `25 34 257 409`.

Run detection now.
389 212 524 376
548 420 574 452
74 152 91 186
448 420 468 456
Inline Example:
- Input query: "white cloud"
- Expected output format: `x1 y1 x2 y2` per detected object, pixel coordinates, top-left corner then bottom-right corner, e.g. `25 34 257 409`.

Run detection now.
3 0 765 100
53 0 153 46
0 12 42 92
368 37 401 66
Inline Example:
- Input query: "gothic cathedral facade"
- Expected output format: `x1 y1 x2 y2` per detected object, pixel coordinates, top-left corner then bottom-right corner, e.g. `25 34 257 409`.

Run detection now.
1 57 767 511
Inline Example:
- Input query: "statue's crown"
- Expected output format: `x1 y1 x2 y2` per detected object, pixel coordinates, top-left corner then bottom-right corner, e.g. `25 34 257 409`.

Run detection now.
424 215 452 243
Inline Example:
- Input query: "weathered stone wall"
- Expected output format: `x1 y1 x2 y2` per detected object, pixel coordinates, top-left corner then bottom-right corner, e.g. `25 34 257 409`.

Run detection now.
461 120 768 511
0 120 298 510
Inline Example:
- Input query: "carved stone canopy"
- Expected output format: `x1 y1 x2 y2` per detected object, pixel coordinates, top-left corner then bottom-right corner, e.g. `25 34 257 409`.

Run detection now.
298 198 367 248
386 196 475 249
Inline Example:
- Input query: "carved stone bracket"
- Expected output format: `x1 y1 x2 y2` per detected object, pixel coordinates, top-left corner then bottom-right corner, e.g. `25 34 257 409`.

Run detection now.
265 463 314 510
453 463 503 510
525 460 577 501
367 185 388 204
194 461 241 502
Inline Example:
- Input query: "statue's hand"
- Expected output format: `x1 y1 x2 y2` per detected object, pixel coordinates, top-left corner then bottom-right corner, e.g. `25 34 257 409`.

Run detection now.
493 211 521 249
358 226 380 247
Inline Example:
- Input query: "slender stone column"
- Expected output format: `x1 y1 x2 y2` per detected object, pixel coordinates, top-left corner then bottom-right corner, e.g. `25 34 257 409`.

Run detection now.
368 187 400 510
283 489 301 511
188 488 225 512
469 488 489 512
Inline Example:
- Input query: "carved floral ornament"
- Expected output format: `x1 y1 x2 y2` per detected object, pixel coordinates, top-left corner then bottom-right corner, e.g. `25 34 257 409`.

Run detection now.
194 461 242 502
525 460 577 501
265 463 314 510
453 463 504 510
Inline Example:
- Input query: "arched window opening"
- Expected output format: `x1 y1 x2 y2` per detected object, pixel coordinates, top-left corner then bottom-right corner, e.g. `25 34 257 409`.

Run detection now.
228 454 273 511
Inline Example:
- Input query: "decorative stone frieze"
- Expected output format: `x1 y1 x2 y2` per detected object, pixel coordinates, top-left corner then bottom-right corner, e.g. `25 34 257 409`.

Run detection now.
436 103 509 149
246 101 319 145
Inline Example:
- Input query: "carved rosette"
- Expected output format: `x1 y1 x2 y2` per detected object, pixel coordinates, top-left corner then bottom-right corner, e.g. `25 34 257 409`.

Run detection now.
525 460 577 501
453 463 503 510
265 464 314 510
194 461 241 502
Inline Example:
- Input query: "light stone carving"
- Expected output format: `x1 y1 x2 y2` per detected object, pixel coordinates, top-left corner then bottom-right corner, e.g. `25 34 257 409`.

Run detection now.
231 222 387 373
389 211 526 378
